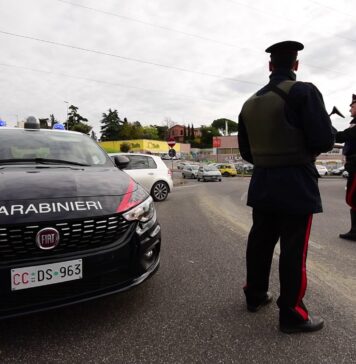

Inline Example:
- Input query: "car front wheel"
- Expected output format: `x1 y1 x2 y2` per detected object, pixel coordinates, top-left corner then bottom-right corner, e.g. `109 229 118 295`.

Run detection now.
151 181 169 201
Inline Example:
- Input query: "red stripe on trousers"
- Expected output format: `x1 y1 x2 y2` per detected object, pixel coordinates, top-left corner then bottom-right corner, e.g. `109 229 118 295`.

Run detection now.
294 214 312 321
346 173 356 208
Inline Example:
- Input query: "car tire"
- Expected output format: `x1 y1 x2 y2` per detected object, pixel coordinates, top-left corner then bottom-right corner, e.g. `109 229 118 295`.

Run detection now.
151 181 169 201
219 178 222 182
182 174 185 178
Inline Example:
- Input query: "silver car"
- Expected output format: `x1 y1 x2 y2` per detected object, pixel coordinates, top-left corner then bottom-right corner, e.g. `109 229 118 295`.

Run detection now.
182 165 199 179
197 165 222 182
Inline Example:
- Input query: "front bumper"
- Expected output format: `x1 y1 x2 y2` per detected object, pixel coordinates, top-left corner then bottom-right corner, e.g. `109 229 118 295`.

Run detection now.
204 175 221 180
0 220 161 319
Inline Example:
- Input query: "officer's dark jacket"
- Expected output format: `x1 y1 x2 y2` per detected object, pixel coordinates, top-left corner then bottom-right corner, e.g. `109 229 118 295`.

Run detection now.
336 118 356 173
238 69 335 214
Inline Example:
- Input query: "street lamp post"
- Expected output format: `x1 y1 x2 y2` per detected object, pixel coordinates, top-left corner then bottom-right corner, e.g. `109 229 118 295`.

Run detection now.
64 101 69 130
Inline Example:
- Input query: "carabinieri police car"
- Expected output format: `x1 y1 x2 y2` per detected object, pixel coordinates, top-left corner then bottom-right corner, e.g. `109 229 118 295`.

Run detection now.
0 117 161 318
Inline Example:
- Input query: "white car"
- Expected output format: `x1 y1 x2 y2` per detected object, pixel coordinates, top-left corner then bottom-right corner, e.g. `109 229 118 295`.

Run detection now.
109 153 173 201
197 165 222 182
315 164 328 177
331 166 345 175
182 165 199 179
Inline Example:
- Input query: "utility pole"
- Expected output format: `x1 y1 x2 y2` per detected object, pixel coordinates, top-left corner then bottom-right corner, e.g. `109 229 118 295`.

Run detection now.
64 101 69 130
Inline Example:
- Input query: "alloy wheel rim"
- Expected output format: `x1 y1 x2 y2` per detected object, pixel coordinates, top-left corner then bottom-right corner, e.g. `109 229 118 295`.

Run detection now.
154 183 168 200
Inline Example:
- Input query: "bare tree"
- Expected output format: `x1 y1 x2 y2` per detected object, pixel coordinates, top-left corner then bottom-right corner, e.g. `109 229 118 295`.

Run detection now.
163 117 176 129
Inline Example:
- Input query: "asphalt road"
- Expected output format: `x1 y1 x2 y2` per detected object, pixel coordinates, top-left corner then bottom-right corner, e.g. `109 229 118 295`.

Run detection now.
0 176 355 363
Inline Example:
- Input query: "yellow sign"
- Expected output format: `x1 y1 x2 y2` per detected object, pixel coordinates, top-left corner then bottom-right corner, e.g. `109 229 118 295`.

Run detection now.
99 139 181 153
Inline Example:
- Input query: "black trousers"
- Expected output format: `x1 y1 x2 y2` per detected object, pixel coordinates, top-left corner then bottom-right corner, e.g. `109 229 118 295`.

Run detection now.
346 172 356 209
244 209 312 323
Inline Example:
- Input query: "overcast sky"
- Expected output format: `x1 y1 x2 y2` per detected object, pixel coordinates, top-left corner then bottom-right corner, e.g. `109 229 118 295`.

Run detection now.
0 0 355 136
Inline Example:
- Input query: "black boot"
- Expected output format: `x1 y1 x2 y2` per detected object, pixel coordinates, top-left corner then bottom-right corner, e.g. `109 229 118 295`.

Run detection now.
339 209 356 241
280 314 324 334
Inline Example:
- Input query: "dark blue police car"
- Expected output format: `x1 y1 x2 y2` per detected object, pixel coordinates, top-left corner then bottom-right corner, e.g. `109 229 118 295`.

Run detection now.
0 117 161 318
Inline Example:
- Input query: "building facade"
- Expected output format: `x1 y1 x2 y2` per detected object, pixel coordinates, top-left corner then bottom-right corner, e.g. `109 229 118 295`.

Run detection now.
99 139 191 157
168 125 202 143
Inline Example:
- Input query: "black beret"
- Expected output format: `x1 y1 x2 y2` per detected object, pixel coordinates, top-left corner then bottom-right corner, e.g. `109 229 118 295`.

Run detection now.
265 40 304 54
350 94 356 106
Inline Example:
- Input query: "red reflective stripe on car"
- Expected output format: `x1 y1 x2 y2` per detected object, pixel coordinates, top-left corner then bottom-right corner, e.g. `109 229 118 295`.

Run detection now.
116 179 137 213
294 214 312 320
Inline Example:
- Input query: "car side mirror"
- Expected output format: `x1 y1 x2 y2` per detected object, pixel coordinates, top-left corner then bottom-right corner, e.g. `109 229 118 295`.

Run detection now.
113 155 130 169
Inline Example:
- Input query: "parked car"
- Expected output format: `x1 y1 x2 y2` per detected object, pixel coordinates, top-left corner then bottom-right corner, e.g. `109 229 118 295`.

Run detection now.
331 166 345 175
215 163 237 177
316 164 328 177
197 165 222 182
177 161 190 170
182 165 199 179
0 119 160 318
109 153 173 201
233 163 254 174
343 170 349 178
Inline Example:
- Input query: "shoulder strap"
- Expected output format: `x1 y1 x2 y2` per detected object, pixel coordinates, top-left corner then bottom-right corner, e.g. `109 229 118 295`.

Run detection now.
267 84 290 104
265 81 297 109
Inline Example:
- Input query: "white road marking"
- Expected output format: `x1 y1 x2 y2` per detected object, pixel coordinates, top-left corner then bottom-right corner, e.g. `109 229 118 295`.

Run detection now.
309 240 323 249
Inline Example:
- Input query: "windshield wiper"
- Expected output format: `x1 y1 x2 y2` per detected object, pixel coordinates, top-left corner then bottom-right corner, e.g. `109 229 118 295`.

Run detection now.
0 158 90 166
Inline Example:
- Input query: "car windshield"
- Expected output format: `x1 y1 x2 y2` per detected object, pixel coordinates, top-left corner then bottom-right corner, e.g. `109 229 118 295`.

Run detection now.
205 165 218 171
0 129 111 167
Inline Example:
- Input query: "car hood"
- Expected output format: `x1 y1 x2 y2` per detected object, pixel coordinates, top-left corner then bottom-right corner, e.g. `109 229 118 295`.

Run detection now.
0 167 142 224
0 167 133 199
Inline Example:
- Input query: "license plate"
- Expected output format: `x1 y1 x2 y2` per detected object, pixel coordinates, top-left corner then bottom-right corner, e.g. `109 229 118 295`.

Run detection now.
11 259 83 291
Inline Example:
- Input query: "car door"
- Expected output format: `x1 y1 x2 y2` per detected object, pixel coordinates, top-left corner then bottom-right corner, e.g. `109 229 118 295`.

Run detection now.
198 166 203 179
186 166 193 178
123 155 156 192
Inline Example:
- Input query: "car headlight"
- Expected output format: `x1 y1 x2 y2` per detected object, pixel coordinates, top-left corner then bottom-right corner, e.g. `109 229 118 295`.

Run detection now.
122 196 155 222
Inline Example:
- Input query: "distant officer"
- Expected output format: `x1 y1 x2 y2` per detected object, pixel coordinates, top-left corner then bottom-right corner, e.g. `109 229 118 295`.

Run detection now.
238 40 335 333
335 94 356 240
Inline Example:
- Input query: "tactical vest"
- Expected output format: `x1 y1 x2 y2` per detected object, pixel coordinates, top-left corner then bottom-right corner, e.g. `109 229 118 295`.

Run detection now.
241 80 312 167
342 119 356 157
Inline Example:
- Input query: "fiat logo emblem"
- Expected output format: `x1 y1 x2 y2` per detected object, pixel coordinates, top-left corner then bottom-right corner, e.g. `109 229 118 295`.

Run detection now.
36 228 60 250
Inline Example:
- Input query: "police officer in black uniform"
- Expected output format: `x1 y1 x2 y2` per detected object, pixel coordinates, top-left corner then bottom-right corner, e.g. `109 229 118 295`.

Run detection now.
238 40 335 333
336 94 356 240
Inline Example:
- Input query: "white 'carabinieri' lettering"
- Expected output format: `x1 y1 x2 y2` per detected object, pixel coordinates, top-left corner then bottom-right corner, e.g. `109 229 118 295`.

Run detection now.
11 205 24 215
0 206 9 216
0 201 104 216
39 203 51 213
75 201 86 211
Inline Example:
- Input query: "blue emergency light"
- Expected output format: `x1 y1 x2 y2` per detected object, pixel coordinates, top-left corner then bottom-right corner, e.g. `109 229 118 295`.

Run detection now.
0 120 6 127
53 123 65 130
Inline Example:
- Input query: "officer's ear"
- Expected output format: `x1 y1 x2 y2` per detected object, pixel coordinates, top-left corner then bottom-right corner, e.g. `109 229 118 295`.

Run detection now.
293 60 299 71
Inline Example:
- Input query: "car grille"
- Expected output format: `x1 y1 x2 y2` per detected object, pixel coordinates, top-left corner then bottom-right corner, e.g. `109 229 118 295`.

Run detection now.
0 214 132 263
